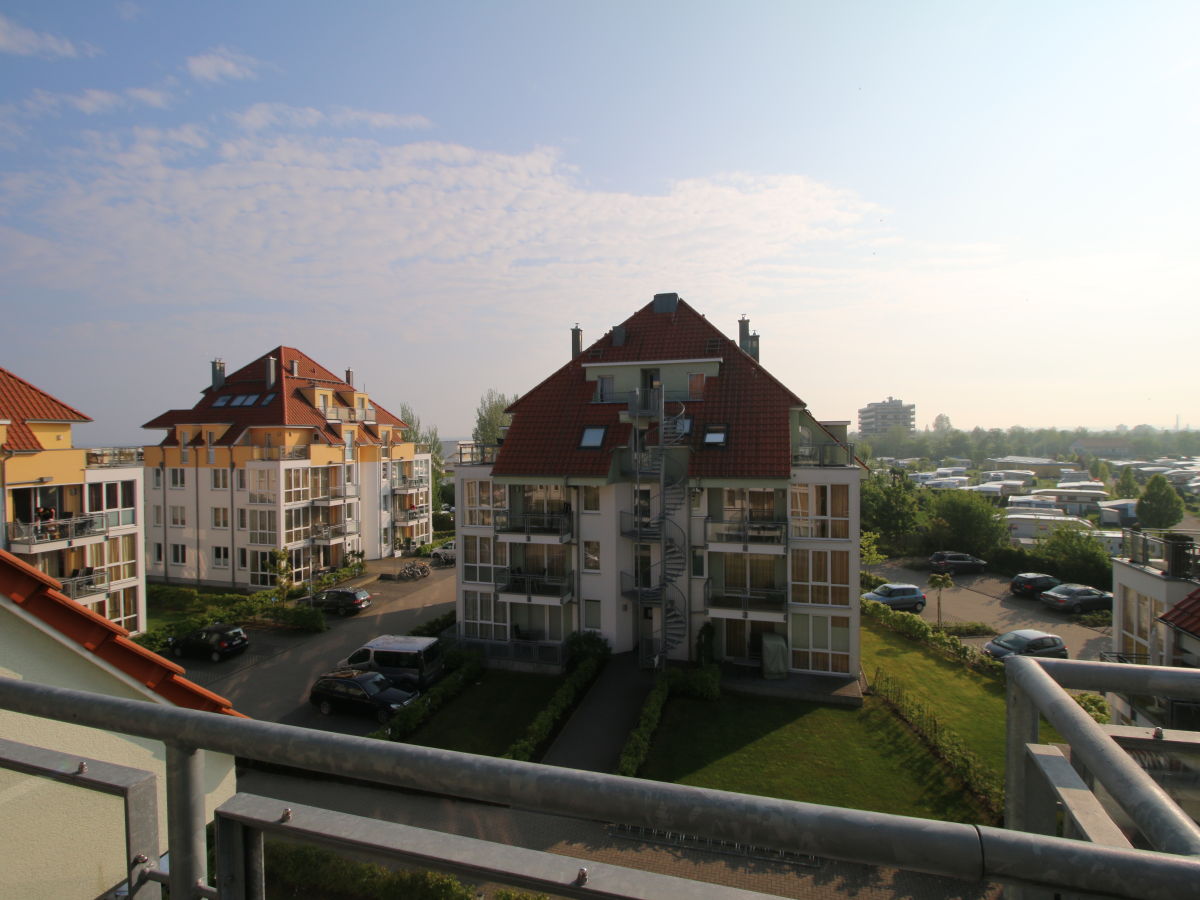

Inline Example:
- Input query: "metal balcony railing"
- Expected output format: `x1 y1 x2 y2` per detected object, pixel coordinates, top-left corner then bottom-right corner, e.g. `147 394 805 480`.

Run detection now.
791 442 855 467
707 587 787 614
390 477 426 491
58 568 112 600
493 510 572 539
3 675 1199 900
6 513 109 546
323 406 376 424
1121 528 1200 579
248 445 310 461
85 447 144 468
705 518 787 545
494 571 573 603
455 443 499 465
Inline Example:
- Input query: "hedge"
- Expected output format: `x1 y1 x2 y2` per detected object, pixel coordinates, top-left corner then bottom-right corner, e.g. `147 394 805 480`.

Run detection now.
134 591 328 653
861 597 1005 679
502 654 604 762
616 664 721 777
381 649 485 741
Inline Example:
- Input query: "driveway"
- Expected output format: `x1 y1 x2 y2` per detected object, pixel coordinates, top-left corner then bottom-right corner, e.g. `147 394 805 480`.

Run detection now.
177 567 455 733
869 560 1112 661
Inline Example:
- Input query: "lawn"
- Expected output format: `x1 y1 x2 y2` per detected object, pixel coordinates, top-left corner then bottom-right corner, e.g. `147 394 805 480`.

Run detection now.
639 693 989 823
407 670 563 757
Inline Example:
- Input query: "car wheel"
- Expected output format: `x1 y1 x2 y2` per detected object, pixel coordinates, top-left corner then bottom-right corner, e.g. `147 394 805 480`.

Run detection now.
913 601 925 612
1071 603 1083 615
318 700 333 716
338 606 350 617
171 645 184 658
376 708 392 724
209 650 222 663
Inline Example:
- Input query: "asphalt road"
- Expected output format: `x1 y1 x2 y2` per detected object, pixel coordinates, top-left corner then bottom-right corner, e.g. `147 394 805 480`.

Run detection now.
868 560 1112 661
175 567 456 733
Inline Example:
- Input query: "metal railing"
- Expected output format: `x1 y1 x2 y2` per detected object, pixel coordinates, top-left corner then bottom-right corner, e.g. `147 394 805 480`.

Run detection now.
2 676 1200 899
455 443 499 466
6 512 109 545
707 587 787 614
493 510 572 539
397 507 429 523
705 518 787 545
59 568 112 600
390 477 426 491
449 629 567 667
323 406 376 423
1121 528 1200 579
1100 650 1153 665
248 446 310 461
792 442 855 467
494 571 573 603
86 447 145 468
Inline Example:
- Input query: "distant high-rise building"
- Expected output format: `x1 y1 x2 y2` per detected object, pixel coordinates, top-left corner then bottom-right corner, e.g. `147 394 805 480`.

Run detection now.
858 397 916 436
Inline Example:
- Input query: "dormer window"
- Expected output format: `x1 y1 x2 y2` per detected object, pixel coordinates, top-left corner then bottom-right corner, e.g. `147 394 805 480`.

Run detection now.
213 395 230 407
703 424 727 446
261 393 276 406
580 426 606 448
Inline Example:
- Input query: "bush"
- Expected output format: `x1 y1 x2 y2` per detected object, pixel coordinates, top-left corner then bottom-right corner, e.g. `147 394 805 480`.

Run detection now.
564 630 611 668
410 610 456 638
1077 610 1112 628
860 571 888 592
382 651 485 741
861 598 1004 679
695 621 715 666
503 655 604 761
1074 692 1111 724
617 664 721 777
935 622 993 637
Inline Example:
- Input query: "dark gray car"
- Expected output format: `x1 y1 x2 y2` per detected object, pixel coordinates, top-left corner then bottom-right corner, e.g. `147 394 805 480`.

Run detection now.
983 629 1068 659
862 583 926 612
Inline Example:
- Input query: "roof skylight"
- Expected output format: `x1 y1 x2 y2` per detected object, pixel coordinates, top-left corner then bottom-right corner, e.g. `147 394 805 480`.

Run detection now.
580 426 606 448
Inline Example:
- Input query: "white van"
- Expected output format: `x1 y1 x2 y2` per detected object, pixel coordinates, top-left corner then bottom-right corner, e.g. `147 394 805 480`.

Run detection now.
338 635 444 689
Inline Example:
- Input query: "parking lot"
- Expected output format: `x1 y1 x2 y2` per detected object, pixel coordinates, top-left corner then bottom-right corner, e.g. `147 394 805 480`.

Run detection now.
177 566 455 734
869 560 1112 661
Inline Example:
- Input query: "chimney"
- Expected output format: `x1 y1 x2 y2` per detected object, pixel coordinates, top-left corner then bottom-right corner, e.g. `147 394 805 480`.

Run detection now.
291 359 299 377
571 323 583 358
738 317 760 361
211 359 225 390
652 292 679 313
266 356 276 390
612 325 626 347
345 368 354 387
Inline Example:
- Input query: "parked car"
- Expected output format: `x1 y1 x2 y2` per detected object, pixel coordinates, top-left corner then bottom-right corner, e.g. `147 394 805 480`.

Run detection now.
1010 573 1063 597
337 635 445 689
308 669 419 724
861 583 926 612
1039 584 1113 614
983 629 1069 660
302 587 372 616
166 623 249 663
430 540 456 565
928 551 987 574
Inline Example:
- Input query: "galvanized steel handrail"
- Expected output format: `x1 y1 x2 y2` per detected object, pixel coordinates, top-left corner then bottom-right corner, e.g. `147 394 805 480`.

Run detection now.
3 677 1200 899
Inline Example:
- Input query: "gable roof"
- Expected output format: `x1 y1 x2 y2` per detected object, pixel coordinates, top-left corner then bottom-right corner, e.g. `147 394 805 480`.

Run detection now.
492 296 811 480
142 346 405 447
1159 587 1200 639
0 549 245 717
0 366 91 453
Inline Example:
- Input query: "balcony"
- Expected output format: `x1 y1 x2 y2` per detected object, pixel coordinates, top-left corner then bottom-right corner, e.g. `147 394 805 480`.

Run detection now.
707 587 787 616
792 442 856 467
705 517 787 548
390 476 426 493
323 406 376 424
1121 529 1200 579
311 523 353 544
312 482 360 505
493 510 572 542
454 443 499 466
58 568 111 600
494 571 573 605
85 447 144 468
249 445 311 461
6 513 109 552
397 507 429 523
450 628 566 668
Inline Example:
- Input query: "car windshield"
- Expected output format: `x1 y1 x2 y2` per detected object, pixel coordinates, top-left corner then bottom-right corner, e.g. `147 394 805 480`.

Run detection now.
354 590 370 600
995 632 1031 650
360 673 390 695
875 586 894 596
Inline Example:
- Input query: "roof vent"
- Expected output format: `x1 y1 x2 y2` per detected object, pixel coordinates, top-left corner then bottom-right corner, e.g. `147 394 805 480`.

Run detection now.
612 325 626 347
652 292 679 313
266 356 277 390
211 359 225 390
345 368 354 388
571 323 583 359
291 359 299 377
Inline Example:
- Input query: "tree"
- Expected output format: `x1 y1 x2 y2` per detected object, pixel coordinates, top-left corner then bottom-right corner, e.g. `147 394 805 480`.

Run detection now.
924 490 1008 558
932 413 953 432
859 474 921 553
398 402 444 500
928 572 954 629
1115 466 1139 500
860 531 886 567
473 388 515 445
268 549 291 603
1034 526 1112 587
1137 474 1184 529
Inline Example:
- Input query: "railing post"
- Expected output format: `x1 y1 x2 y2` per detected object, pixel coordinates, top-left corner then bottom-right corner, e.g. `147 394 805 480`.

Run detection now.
166 743 209 898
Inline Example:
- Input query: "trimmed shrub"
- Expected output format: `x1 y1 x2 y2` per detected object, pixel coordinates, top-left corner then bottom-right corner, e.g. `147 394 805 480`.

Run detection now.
564 630 611 668
1074 692 1111 724
695 621 715 666
382 650 485 741
502 655 604 761
935 621 994 637
860 571 888 592
861 598 1004 679
411 610 456 638
617 664 721 777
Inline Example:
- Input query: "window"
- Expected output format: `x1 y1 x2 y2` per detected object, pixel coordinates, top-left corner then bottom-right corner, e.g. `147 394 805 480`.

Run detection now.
213 396 230 407
584 541 600 571
170 543 187 565
789 613 851 674
213 546 230 568
285 506 311 544
238 548 247 569
261 393 275 406
237 508 247 530
703 424 727 446
596 375 615 402
688 373 705 398
212 469 229 490
248 509 277 545
152 469 162 489
284 467 309 504
169 468 185 489
249 550 274 587
676 416 693 436
212 507 229 529
152 505 162 527
691 549 705 577
790 548 851 606
169 505 186 527
153 543 162 563
580 426 606 448
584 599 601 630
235 468 246 491
582 485 600 512
789 483 851 539
462 589 507 641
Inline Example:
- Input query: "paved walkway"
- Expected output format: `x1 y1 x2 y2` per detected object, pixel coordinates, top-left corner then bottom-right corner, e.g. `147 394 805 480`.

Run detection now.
541 651 654 772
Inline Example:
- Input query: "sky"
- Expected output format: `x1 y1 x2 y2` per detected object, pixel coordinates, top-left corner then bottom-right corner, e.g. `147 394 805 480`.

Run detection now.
1 2 1196 446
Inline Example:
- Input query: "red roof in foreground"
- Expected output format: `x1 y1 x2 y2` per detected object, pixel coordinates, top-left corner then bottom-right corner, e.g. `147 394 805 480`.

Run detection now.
492 296 812 480
142 346 405 447
0 549 245 717
1159 587 1200 639
0 366 91 452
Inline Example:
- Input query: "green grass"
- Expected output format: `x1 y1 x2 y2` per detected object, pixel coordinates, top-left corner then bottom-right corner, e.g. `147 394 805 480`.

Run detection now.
145 584 251 630
639 693 988 823
407 670 562 757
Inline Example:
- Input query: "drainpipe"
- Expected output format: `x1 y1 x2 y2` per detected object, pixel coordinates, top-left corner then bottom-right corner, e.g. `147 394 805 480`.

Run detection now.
229 450 236 590
0 448 12 553
194 439 201 588
160 462 169 585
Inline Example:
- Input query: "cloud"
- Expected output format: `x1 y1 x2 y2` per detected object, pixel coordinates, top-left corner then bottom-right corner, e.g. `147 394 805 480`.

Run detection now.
116 2 141 22
232 102 432 132
0 13 98 58
186 47 262 84
125 86 171 108
25 87 124 116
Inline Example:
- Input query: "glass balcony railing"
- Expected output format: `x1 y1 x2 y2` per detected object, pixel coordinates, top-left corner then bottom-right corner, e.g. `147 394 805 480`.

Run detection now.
85 447 144 468
705 518 787 545
707 587 787 614
792 442 855 467
58 568 111 600
7 513 109 546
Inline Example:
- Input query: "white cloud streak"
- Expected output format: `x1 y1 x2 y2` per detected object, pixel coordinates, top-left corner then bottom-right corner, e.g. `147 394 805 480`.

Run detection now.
0 13 98 59
186 47 262 84
232 102 431 132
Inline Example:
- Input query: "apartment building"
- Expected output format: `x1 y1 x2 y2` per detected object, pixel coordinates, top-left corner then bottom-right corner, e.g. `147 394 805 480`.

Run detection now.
142 348 431 590
453 293 863 674
1105 528 1200 729
857 396 915 436
0 366 146 632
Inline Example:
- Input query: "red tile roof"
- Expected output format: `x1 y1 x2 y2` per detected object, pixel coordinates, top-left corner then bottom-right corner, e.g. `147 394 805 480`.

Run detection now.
493 296 822 480
0 366 91 452
1159 587 1200 639
0 549 245 717
143 346 405 447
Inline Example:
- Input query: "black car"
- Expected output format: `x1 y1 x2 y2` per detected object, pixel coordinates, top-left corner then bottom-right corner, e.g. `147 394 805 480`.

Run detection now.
308 669 419 724
983 629 1069 660
928 551 987 574
1040 584 1113 614
1010 573 1063 597
167 623 249 663
303 587 372 616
